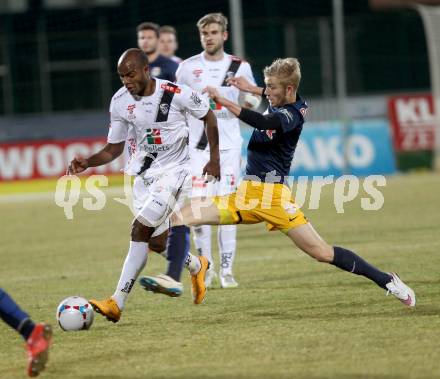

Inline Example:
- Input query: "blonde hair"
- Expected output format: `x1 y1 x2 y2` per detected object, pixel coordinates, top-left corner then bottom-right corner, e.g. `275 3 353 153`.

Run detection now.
263 58 301 90
197 13 228 32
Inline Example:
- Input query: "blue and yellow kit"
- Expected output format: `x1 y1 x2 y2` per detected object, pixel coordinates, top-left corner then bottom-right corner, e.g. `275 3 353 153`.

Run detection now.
213 94 309 234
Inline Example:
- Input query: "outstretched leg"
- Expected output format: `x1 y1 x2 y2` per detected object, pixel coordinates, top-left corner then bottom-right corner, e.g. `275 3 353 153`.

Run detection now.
172 197 221 226
287 223 415 306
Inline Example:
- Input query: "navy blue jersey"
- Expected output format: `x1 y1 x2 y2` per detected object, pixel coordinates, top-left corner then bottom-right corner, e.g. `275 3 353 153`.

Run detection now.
149 55 179 82
245 95 307 182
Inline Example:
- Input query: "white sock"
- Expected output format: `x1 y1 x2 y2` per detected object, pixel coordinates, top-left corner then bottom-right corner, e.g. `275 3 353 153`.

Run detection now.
192 225 213 263
184 252 201 275
218 225 237 276
112 241 148 310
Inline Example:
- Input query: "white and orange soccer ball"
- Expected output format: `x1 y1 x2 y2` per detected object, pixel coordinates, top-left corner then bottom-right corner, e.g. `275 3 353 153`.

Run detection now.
56 296 94 331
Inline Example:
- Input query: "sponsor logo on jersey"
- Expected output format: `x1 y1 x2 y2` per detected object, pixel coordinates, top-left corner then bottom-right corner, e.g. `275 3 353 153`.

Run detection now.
265 129 276 139
193 69 203 78
139 128 162 145
209 98 222 110
159 103 170 116
127 104 136 120
139 145 171 153
146 128 162 144
160 83 181 94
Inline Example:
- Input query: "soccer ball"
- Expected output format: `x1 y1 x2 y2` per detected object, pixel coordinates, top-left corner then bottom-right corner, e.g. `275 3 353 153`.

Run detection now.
56 296 94 331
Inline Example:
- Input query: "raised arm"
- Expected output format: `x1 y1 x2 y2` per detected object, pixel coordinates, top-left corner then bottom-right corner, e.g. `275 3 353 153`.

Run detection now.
203 86 281 131
227 76 265 97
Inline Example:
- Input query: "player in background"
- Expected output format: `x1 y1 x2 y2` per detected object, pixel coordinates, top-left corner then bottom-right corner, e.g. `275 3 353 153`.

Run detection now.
159 25 183 64
0 288 52 377
68 49 220 322
137 22 178 82
175 12 261 289
147 57 416 308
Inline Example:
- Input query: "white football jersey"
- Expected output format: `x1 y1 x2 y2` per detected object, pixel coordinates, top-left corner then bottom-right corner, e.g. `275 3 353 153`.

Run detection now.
108 79 209 176
176 52 257 150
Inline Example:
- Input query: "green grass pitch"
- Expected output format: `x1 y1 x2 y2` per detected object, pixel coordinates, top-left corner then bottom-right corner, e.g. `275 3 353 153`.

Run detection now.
0 172 439 379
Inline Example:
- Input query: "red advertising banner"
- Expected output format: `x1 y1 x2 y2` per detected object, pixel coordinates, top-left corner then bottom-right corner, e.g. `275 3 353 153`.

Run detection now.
0 137 124 181
388 94 436 152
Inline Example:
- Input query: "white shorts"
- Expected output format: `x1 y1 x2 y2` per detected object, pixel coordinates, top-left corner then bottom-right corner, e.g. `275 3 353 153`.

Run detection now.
190 148 241 198
132 167 191 237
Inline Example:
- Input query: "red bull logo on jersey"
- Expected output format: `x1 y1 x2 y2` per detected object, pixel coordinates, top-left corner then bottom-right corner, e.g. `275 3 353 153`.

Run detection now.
265 130 276 139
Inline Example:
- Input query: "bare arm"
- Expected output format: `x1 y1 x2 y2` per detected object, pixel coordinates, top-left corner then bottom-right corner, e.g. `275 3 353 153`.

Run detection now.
199 109 220 180
68 142 125 174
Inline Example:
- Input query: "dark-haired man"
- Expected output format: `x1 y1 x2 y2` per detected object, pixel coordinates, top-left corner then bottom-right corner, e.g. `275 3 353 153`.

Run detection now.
69 49 220 321
137 22 178 82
